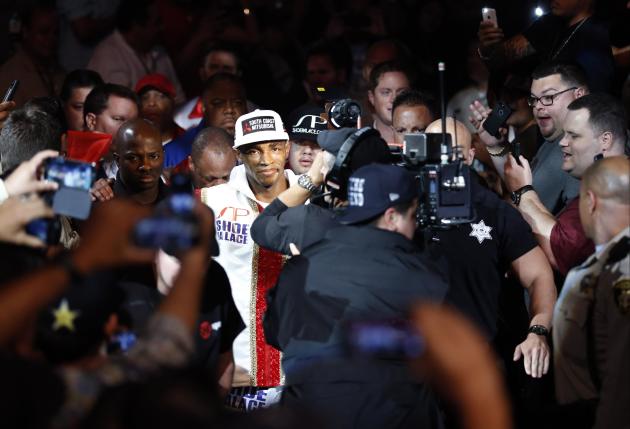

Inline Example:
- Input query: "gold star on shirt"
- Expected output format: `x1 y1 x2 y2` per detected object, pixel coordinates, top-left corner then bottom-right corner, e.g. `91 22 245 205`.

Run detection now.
52 299 80 332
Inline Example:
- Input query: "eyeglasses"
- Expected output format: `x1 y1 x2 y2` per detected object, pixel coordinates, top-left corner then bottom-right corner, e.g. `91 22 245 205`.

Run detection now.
527 87 577 107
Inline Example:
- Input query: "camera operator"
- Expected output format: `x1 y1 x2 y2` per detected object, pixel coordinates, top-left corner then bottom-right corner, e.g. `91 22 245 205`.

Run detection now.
393 96 556 378
264 163 447 429
251 127 392 255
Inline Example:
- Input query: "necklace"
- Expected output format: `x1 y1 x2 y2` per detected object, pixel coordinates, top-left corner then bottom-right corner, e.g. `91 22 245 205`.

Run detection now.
550 17 589 60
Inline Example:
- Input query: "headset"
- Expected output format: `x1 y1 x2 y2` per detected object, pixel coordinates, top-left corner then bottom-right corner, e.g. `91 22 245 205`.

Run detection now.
324 127 381 200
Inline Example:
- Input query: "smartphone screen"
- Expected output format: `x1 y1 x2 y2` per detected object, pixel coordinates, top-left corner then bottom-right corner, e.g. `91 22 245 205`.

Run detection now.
44 157 96 220
345 319 424 360
45 157 96 191
482 7 498 27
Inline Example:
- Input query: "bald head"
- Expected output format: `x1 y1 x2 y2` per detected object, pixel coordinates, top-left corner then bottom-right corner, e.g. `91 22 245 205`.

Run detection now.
189 126 237 188
579 156 630 244
113 118 164 195
114 118 161 152
191 127 233 160
582 157 630 205
426 118 474 164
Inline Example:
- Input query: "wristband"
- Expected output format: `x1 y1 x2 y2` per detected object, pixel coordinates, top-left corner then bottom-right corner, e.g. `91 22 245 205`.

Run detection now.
510 185 535 206
527 324 549 337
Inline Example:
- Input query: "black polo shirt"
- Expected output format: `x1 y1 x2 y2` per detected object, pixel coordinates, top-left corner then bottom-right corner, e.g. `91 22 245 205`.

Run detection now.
111 174 169 288
419 174 537 339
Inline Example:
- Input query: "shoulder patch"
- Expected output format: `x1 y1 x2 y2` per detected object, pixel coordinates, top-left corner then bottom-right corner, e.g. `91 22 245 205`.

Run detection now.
613 277 630 315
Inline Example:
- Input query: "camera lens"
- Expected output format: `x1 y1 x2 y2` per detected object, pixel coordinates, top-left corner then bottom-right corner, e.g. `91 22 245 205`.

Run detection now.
328 98 362 129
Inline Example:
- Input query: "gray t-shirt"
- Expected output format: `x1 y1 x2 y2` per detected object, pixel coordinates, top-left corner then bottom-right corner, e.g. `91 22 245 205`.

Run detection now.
531 137 580 215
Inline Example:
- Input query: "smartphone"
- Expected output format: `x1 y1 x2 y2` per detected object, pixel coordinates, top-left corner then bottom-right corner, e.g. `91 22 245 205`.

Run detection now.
511 141 522 165
2 79 19 103
44 157 96 220
482 101 512 139
482 7 498 27
344 319 424 360
25 216 62 245
45 157 96 191
132 173 200 254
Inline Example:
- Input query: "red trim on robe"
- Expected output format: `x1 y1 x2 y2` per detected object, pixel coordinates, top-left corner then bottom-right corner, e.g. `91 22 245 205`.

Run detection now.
253 203 283 386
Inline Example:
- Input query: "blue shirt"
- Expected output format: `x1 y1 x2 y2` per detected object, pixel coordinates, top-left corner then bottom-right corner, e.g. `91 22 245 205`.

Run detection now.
163 120 206 168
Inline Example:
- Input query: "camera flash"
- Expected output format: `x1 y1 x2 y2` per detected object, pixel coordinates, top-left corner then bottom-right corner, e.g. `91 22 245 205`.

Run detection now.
534 7 544 17
243 8 251 15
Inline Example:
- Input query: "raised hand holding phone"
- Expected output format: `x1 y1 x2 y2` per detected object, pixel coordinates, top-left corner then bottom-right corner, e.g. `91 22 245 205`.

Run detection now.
0 80 18 128
482 7 498 28
2 80 19 103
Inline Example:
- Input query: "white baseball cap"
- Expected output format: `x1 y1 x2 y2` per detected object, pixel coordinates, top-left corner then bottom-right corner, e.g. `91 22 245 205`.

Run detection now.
233 109 289 149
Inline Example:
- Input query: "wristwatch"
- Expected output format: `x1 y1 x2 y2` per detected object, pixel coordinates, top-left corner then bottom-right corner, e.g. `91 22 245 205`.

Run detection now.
510 185 534 206
528 325 549 337
297 174 319 193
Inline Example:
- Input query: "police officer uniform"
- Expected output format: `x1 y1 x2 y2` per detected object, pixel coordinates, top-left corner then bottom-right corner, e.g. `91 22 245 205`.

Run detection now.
553 227 630 429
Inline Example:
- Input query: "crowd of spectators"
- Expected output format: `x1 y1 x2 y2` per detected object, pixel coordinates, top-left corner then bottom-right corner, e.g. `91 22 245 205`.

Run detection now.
0 0 629 428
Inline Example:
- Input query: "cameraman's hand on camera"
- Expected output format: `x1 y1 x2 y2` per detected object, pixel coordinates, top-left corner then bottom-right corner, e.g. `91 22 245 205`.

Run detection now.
468 101 507 147
478 20 504 57
3 150 59 197
70 199 156 273
0 195 54 248
306 151 331 187
504 153 532 192
90 178 115 202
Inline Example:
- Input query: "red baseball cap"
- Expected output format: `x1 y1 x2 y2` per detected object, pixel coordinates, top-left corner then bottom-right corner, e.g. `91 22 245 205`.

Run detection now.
134 73 176 98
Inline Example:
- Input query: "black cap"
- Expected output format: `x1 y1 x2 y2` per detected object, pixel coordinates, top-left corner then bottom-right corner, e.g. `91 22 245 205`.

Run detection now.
338 164 417 224
286 105 328 142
